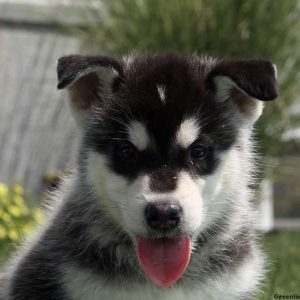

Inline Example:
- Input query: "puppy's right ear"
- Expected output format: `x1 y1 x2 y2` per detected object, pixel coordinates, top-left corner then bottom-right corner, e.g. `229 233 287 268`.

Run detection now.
57 55 123 122
206 59 278 125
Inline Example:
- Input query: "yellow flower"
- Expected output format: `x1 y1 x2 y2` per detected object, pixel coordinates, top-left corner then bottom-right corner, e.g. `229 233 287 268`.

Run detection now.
13 195 25 207
0 183 9 198
0 196 9 207
0 183 44 243
2 212 12 223
8 229 19 241
8 205 22 217
0 225 7 239
13 184 24 195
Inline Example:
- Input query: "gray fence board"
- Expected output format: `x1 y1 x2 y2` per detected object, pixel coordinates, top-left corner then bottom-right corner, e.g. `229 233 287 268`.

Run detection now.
0 21 81 194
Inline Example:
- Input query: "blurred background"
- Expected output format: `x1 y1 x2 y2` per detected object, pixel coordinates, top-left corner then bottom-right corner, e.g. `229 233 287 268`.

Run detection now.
0 0 299 298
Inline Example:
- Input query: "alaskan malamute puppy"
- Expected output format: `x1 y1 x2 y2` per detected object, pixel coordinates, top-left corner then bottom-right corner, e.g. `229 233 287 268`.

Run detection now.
1 53 278 300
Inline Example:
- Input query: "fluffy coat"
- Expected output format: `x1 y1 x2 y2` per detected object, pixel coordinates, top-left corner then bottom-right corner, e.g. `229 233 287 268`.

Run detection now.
0 53 278 300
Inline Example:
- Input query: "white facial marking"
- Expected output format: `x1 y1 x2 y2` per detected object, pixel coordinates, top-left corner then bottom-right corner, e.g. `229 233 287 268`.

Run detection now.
128 121 150 151
87 151 148 235
87 152 126 224
176 117 200 148
168 171 204 232
157 84 166 104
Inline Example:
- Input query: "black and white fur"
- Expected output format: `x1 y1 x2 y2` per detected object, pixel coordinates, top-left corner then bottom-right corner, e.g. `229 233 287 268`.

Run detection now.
0 53 278 300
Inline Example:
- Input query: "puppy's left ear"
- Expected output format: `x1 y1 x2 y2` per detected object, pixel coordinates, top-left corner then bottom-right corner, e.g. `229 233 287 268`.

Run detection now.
206 59 278 124
57 55 123 123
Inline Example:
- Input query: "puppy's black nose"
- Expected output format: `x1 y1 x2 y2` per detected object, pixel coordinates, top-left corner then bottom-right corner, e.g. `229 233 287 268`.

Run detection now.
145 204 182 231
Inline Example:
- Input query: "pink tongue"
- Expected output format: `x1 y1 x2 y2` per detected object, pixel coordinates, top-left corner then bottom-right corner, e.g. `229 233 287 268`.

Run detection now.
137 236 191 287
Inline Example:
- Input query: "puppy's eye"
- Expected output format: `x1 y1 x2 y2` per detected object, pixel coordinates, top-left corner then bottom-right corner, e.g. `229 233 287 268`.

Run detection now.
117 143 137 160
190 144 207 159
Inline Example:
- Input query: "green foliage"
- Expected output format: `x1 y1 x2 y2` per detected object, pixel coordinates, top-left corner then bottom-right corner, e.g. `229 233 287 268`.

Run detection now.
73 0 300 159
0 182 43 249
256 231 300 300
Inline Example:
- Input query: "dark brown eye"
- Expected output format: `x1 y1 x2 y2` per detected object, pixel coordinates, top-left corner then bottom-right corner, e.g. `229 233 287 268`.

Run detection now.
190 144 208 159
118 143 137 161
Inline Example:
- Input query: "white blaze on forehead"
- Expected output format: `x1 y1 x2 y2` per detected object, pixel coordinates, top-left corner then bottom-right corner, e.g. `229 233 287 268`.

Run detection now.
128 121 150 151
157 84 166 104
175 117 200 148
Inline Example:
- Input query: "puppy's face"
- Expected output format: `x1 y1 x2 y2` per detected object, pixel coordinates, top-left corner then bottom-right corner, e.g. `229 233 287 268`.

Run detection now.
57 54 278 241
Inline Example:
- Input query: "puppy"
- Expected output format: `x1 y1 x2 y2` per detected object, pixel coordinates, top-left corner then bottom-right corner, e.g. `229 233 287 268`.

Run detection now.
1 53 278 300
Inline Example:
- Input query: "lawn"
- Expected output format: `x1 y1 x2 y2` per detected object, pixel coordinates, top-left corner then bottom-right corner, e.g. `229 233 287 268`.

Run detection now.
257 231 300 300
1 231 299 299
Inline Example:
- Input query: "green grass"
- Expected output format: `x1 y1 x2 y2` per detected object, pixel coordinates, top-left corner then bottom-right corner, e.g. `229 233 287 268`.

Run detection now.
1 231 299 298
257 231 300 300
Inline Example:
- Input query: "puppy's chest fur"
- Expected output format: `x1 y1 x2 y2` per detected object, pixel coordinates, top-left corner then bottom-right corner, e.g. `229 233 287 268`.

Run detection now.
57 222 262 300
62 252 259 300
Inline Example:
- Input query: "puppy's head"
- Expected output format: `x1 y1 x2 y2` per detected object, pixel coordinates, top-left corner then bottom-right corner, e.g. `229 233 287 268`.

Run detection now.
57 54 278 241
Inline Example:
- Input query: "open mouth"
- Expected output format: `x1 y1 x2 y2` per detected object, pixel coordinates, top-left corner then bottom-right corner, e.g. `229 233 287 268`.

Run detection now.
137 236 191 287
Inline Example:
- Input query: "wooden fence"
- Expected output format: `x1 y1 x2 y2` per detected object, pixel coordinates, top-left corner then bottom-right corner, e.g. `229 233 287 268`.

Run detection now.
0 1 81 194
